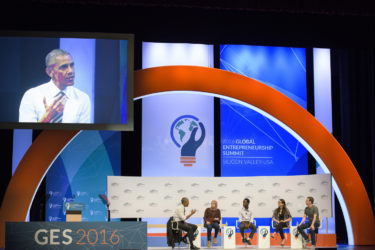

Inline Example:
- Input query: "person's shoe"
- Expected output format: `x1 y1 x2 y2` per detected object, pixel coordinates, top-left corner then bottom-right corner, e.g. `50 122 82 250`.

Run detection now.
246 238 252 245
302 238 307 249
310 245 316 249
207 240 211 247
190 244 200 249
213 237 217 244
305 238 312 245
281 239 285 247
242 238 247 244
271 233 275 239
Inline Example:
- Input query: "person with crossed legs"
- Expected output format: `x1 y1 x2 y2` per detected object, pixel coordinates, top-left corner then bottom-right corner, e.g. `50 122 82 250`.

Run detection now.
172 197 200 250
297 196 320 249
239 198 257 245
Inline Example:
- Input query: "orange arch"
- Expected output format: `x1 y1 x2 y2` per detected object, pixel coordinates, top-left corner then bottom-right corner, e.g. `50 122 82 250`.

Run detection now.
0 66 374 247
134 66 374 245
0 130 79 247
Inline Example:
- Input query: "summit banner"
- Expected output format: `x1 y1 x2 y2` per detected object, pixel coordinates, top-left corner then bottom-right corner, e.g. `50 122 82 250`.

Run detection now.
220 44 308 176
142 93 214 177
6 222 147 250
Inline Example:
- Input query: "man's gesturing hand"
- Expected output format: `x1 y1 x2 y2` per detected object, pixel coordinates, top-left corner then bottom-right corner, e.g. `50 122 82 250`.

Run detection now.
39 93 66 123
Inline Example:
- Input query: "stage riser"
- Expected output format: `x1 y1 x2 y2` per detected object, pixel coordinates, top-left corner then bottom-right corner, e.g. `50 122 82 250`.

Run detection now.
147 233 337 248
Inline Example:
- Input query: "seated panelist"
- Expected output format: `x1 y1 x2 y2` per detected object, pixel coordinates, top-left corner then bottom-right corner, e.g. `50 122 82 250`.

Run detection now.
271 199 292 247
172 197 200 250
203 200 221 247
239 198 257 245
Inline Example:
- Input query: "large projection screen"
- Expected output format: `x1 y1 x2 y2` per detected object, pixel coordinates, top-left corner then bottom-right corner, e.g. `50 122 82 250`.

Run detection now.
0 31 134 131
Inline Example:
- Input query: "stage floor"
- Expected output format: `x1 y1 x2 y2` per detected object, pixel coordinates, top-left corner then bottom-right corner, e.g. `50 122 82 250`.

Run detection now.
149 246 374 250
1 245 373 250
150 247 294 250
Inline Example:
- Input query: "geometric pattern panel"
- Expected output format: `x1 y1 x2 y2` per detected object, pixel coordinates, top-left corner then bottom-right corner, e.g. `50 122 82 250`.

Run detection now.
108 174 331 219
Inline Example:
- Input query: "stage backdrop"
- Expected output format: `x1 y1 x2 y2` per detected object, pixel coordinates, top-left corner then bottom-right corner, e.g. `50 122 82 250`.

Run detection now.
141 42 214 177
142 93 214 176
220 45 308 176
46 130 121 222
108 174 332 219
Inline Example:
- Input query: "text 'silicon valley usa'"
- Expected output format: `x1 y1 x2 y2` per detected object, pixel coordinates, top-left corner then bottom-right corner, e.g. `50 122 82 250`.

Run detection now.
171 115 205 166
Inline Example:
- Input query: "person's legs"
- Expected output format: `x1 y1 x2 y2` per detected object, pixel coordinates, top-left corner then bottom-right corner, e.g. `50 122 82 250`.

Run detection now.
212 222 220 244
204 223 213 242
178 222 195 245
240 222 245 239
310 229 316 246
297 222 310 241
212 222 220 237
240 222 252 244
238 223 255 245
177 222 190 235
310 222 320 246
239 222 246 240
276 224 285 240
177 222 190 244
248 223 257 239
188 223 197 242
272 223 278 238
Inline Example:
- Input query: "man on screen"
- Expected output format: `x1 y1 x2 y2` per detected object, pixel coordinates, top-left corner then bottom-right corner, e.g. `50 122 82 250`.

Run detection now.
19 49 91 123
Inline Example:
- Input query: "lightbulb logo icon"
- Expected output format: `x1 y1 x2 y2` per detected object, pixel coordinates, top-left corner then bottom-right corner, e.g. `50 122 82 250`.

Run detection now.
226 228 234 239
260 227 269 238
170 115 205 167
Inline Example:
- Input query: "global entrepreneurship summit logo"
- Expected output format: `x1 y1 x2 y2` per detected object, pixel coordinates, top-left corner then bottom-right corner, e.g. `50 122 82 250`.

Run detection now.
260 227 269 238
225 228 234 239
170 115 206 167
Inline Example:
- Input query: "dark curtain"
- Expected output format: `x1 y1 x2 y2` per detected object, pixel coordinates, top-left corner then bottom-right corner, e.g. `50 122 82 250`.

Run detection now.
331 47 375 211
331 47 375 243
0 130 13 208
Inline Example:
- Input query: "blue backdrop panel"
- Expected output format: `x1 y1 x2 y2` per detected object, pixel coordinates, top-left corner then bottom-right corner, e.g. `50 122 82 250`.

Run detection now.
142 93 214 177
220 45 308 230
220 45 307 108
220 45 308 177
46 130 121 222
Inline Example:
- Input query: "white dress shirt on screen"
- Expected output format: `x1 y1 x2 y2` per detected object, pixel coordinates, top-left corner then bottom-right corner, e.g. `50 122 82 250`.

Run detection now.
19 80 91 123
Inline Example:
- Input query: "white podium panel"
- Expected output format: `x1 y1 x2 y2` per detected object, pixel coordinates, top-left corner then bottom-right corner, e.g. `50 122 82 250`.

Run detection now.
290 226 303 249
221 226 236 249
192 227 201 248
258 226 270 248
